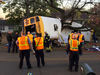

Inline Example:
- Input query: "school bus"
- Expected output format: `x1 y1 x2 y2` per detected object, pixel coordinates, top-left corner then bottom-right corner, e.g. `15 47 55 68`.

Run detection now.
24 16 61 39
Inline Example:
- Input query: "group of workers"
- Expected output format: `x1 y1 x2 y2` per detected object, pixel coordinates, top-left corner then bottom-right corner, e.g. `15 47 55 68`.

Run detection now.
15 31 51 69
6 30 85 71
67 31 85 72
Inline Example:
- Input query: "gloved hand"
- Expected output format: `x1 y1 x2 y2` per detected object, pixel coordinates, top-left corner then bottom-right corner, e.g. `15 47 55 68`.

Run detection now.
66 52 68 55
82 42 84 45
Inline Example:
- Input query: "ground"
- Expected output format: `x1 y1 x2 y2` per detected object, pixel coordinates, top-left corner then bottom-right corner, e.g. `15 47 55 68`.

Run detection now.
0 33 100 52
0 34 100 75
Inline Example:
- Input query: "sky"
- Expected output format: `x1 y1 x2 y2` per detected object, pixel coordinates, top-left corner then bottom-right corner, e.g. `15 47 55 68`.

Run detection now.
0 0 100 19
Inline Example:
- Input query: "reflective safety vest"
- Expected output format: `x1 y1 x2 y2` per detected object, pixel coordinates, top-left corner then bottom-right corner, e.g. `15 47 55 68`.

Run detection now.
79 34 84 43
27 34 33 43
34 37 44 50
75 34 78 39
18 36 30 50
69 39 80 51
69 33 74 40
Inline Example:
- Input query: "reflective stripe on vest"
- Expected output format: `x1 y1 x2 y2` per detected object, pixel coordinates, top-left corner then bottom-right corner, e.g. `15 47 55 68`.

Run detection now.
69 33 73 40
34 37 44 50
28 34 33 43
69 40 79 51
79 34 84 43
18 36 30 50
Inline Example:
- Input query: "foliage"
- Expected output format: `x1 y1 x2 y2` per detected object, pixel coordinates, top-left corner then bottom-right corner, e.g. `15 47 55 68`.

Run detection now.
88 3 100 31
2 0 59 25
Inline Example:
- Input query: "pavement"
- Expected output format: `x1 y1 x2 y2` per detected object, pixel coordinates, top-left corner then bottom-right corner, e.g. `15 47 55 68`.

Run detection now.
0 51 100 75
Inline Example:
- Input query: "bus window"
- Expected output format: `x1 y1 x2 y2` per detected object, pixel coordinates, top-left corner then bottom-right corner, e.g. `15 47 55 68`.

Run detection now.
36 16 40 22
30 18 35 24
54 24 58 31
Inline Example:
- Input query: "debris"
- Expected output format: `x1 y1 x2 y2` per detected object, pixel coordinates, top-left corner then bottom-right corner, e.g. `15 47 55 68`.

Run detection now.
84 45 100 52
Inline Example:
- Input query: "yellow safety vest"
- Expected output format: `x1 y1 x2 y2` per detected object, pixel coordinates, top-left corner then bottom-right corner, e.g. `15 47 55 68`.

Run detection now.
27 34 33 43
79 34 84 43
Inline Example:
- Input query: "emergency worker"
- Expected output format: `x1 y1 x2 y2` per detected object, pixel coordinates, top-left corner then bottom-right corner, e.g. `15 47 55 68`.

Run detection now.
33 33 45 67
68 31 74 42
66 34 80 72
77 31 85 55
74 31 78 40
44 32 51 52
27 31 33 43
27 31 35 54
16 31 32 69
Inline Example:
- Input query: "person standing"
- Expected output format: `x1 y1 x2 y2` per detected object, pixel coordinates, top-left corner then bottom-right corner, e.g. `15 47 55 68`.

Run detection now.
33 33 45 67
16 31 32 69
44 31 51 52
12 31 19 53
0 31 2 44
77 31 85 55
6 31 12 53
27 31 35 54
66 34 80 72
68 31 74 42
74 31 78 40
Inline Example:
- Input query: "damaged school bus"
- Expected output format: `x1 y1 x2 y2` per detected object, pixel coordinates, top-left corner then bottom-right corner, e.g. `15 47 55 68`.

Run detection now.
24 16 61 39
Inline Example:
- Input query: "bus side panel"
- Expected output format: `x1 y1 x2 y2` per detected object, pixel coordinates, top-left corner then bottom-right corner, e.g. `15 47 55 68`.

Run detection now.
41 16 61 39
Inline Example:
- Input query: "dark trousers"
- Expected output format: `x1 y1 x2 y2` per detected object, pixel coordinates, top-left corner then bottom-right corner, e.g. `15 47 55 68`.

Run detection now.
35 50 45 67
79 43 82 54
8 42 12 53
13 41 18 53
45 42 51 52
19 50 31 68
69 51 79 71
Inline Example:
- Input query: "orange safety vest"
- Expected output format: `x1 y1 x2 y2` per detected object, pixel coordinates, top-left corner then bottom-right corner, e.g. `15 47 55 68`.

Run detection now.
18 36 30 50
27 34 33 43
69 39 80 51
34 37 44 50
79 34 84 43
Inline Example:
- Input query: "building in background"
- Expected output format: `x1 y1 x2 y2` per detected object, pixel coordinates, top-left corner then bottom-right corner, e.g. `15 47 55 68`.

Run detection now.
0 20 15 33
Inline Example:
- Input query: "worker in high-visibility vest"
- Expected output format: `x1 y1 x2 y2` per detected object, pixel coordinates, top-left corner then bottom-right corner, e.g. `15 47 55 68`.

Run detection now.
27 31 33 43
77 31 85 55
66 34 80 72
33 33 45 67
44 31 51 52
74 31 78 40
68 31 74 42
27 31 35 54
16 31 32 69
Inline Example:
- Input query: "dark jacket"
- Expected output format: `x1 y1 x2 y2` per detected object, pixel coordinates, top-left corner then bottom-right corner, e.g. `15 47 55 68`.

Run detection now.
45 33 50 43
12 34 19 42
0 32 2 38
7 33 12 42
